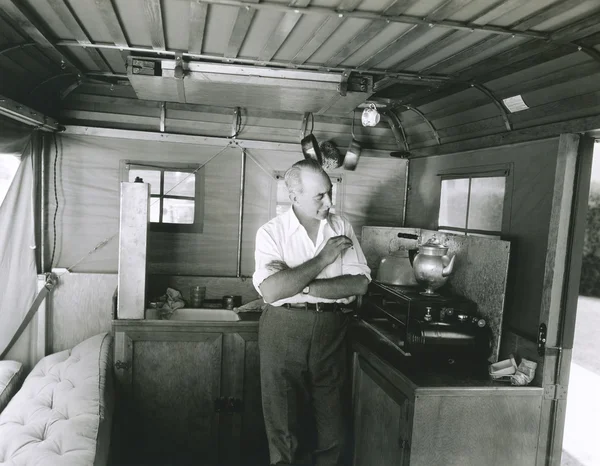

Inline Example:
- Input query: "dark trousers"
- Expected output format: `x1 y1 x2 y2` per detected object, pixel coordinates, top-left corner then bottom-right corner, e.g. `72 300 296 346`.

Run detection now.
259 304 349 466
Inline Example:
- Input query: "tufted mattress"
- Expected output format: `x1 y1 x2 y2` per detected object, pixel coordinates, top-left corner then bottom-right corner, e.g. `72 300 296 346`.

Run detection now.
0 333 114 466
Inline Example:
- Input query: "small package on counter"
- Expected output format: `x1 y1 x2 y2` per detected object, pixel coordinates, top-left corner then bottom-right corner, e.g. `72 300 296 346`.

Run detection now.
511 358 538 386
489 354 518 381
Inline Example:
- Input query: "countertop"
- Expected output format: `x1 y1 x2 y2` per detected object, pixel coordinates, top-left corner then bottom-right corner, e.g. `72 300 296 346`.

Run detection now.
350 318 543 395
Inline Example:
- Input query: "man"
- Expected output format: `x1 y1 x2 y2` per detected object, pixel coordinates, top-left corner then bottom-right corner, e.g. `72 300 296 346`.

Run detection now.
253 159 371 466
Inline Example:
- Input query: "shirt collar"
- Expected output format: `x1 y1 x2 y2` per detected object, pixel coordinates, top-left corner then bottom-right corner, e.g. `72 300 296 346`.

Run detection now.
286 207 336 235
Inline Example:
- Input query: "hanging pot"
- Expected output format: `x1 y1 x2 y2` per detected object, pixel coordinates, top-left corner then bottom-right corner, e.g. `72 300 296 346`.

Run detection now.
301 133 323 165
300 112 322 165
344 138 361 171
344 110 362 170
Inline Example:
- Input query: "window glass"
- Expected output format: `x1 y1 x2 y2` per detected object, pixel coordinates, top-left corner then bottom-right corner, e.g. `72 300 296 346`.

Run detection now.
163 198 195 224
129 169 161 195
468 177 505 231
164 171 195 197
439 179 469 229
149 198 161 223
0 155 21 207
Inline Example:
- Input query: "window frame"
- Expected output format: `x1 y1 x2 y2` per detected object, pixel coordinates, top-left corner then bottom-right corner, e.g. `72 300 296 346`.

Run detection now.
271 171 344 218
120 160 205 234
437 163 513 238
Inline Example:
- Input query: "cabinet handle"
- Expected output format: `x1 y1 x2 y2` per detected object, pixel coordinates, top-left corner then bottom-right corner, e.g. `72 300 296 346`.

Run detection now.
115 360 130 370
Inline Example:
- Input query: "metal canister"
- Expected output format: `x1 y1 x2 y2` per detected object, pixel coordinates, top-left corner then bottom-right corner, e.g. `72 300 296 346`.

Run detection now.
222 295 235 310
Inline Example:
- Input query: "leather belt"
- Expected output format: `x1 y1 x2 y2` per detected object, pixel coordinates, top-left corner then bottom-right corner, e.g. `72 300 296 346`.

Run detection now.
283 302 339 313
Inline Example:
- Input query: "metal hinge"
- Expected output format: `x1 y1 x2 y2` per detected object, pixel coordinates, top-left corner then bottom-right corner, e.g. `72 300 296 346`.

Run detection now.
544 384 567 400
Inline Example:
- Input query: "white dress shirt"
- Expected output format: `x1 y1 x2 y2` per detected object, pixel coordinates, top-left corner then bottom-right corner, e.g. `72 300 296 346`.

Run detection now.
253 207 371 307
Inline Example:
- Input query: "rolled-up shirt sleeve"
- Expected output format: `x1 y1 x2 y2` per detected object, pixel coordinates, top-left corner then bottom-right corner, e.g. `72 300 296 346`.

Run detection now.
341 221 372 281
253 227 283 295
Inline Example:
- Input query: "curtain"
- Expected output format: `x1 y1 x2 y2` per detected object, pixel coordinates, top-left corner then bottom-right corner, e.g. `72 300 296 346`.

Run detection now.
0 118 36 359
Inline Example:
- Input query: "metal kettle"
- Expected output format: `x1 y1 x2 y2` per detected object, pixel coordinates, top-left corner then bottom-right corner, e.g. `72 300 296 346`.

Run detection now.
376 247 418 286
412 237 456 296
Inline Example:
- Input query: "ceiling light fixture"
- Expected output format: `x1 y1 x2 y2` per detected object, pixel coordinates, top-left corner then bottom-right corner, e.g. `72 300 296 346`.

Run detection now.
361 103 380 127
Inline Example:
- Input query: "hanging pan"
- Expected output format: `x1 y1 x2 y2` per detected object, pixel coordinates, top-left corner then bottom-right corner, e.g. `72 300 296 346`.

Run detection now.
343 110 362 171
300 112 323 165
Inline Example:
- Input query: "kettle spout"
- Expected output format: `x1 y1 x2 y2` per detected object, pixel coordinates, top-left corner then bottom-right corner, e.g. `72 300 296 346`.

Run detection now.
442 255 456 277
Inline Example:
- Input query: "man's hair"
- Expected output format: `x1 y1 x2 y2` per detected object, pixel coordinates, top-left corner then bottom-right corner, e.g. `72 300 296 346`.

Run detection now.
284 159 327 195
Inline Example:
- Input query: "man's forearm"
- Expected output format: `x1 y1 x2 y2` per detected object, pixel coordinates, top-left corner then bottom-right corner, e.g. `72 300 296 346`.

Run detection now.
259 256 327 303
308 275 369 299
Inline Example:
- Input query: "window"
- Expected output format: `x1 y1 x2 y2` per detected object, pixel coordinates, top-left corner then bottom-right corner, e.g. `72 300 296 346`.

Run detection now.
0 155 20 207
273 172 342 218
438 167 509 238
121 161 205 233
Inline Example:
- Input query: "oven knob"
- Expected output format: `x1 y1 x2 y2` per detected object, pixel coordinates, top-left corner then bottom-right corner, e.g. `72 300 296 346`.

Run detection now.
424 307 433 322
477 318 486 328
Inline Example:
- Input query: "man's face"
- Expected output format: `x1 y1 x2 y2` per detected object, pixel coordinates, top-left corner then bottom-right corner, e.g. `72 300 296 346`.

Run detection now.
291 170 333 221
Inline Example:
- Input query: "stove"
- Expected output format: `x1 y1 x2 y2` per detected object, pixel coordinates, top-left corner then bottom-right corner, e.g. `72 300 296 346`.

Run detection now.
361 281 491 360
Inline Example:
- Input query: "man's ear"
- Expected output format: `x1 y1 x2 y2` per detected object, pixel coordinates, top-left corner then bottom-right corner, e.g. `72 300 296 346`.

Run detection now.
289 192 297 204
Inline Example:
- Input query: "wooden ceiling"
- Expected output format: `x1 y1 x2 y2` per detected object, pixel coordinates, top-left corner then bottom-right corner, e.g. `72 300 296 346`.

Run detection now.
1 0 600 153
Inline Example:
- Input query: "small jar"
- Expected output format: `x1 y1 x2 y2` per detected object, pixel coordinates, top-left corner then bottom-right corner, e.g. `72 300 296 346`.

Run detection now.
222 295 235 310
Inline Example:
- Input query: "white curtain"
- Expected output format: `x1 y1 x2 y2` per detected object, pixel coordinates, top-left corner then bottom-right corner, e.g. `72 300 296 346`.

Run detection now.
0 120 36 359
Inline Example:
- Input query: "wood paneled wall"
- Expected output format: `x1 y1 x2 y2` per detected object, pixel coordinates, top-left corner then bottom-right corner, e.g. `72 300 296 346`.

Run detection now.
49 272 116 353
406 138 561 342
46 133 407 280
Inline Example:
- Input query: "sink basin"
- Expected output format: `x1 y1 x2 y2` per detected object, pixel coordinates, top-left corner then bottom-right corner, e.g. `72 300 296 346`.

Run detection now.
145 308 240 321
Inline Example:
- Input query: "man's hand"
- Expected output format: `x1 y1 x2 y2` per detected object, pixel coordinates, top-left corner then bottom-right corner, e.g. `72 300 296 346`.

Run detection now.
318 235 353 266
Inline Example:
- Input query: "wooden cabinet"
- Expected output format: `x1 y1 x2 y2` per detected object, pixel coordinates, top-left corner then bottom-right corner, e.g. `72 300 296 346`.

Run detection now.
112 321 267 465
352 344 544 466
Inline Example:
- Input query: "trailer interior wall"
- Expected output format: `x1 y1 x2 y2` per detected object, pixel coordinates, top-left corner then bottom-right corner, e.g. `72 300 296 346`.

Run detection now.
42 132 406 340
406 138 562 366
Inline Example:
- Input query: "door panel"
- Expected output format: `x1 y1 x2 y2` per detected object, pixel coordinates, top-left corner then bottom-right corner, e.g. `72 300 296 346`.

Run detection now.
130 333 223 465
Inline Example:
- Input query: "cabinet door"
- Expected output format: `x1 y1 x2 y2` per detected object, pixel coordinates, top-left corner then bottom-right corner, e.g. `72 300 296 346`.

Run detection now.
114 330 223 465
352 353 412 466
219 332 268 466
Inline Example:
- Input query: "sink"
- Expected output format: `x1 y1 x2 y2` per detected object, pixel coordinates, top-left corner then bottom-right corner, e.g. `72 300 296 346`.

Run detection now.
145 308 240 321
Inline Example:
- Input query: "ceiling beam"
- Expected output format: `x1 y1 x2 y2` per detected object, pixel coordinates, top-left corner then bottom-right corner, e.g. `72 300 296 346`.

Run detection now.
386 0 524 72
457 42 575 82
0 94 61 131
390 30 468 71
93 0 130 64
420 35 510 75
226 0 260 58
188 0 208 54
358 24 429 70
47 0 110 71
289 0 361 65
257 0 308 63
0 0 83 76
470 0 525 26
408 113 600 158
143 0 166 50
512 0 585 32
56 39 456 83
551 11 600 43
324 0 415 68
194 0 549 40
0 41 35 55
